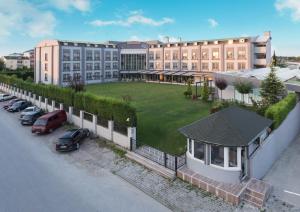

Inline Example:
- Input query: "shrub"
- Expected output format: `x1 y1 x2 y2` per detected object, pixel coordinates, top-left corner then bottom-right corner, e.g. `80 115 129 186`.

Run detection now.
184 79 192 98
201 79 210 102
234 81 253 103
215 78 228 100
265 93 297 128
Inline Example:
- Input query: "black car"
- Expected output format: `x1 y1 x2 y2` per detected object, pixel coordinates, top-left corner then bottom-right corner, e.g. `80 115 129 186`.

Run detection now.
20 110 44 125
3 98 22 110
56 128 90 152
7 101 32 112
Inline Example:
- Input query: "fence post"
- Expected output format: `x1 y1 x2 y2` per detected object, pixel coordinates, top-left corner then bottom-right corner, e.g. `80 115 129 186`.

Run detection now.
175 156 178 174
38 96 42 108
68 106 73 123
51 100 55 112
164 152 167 167
33 94 36 105
128 127 136 150
92 114 97 135
80 110 84 128
109 120 114 141
45 98 48 111
59 103 63 110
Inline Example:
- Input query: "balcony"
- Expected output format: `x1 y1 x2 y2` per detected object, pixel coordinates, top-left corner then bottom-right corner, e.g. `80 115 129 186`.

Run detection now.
255 47 266 54
254 59 267 66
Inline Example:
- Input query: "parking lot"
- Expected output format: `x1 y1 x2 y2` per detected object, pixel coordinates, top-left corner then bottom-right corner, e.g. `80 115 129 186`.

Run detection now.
0 96 169 212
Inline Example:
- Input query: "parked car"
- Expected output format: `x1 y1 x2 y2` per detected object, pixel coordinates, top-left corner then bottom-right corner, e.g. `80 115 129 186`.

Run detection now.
0 94 15 102
20 108 44 125
3 98 22 110
32 110 67 134
56 128 90 152
7 101 32 112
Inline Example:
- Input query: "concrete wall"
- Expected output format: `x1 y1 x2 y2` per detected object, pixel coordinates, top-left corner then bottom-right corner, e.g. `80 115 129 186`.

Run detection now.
249 102 300 179
186 152 241 184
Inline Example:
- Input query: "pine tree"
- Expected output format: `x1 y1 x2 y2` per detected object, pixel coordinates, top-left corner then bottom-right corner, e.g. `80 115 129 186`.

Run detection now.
260 66 285 105
271 51 277 67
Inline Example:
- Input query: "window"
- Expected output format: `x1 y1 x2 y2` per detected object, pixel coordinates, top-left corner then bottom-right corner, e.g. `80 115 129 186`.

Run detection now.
44 63 48 71
86 72 93 80
238 47 246 59
94 72 101 80
165 52 170 60
113 62 118 69
73 63 80 71
155 62 161 69
94 51 100 60
226 48 234 60
44 73 48 81
229 147 237 167
192 50 198 60
182 52 188 60
113 52 118 61
155 52 161 60
212 62 219 71
238 62 246 70
212 49 219 60
113 71 119 78
94 63 100 70
226 63 234 71
86 63 93 71
105 51 111 61
73 73 81 80
202 49 209 60
182 62 188 70
149 62 154 69
73 50 80 61
149 52 154 60
105 62 111 70
86 50 93 61
202 63 209 71
173 62 178 69
211 145 224 167
173 51 179 60
165 62 171 69
63 63 70 72
194 142 205 161
105 71 111 79
192 62 197 70
188 139 192 154
63 49 70 61
62 74 70 82
45 53 48 61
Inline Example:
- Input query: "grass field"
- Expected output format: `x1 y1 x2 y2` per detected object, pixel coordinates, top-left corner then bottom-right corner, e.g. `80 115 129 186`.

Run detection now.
86 82 212 155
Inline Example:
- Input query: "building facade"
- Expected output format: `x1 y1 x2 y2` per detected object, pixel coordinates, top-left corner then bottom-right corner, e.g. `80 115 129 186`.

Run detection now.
35 32 271 85
2 52 31 70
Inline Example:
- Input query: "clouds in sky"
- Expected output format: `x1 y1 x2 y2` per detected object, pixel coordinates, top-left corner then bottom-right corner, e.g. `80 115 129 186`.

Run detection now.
275 0 300 21
208 18 218 28
49 0 91 12
90 10 174 27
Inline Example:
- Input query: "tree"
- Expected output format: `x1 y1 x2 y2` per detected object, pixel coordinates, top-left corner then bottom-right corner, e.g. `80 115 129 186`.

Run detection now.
271 51 277 67
234 81 253 103
184 79 192 98
68 75 85 92
260 66 286 105
0 58 5 71
201 79 210 102
215 78 228 100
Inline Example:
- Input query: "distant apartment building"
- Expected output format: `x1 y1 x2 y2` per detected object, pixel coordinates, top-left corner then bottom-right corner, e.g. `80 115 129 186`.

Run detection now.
23 49 35 69
2 52 32 70
35 31 271 85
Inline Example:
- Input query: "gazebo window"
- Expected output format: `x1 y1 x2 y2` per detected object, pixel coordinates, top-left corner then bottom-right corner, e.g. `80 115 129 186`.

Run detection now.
229 147 237 167
194 142 205 161
211 145 224 167
188 139 192 154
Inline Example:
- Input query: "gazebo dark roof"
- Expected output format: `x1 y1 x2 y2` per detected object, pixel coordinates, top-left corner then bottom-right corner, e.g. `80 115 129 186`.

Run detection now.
178 106 273 147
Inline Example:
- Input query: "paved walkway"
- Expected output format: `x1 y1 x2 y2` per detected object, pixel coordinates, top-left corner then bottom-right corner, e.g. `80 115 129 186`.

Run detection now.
264 134 300 207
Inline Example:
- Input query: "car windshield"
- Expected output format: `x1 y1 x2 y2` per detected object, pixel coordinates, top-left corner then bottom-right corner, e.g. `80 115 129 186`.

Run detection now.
23 108 33 112
58 138 72 144
13 102 22 107
34 119 47 126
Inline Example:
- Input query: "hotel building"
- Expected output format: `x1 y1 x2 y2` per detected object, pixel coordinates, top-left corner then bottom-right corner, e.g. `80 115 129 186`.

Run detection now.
34 31 271 85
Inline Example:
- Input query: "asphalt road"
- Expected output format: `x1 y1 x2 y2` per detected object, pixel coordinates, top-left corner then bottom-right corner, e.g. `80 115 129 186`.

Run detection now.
0 102 169 212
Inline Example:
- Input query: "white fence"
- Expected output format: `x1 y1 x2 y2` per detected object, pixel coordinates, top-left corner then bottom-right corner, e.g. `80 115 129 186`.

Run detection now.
0 83 136 150
249 102 300 179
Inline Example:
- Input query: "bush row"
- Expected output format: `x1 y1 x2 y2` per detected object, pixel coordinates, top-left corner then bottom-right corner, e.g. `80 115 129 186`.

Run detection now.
0 70 34 80
265 93 297 128
0 75 137 127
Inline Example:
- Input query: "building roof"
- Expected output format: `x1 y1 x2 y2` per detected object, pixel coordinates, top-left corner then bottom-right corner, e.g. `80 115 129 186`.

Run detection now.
178 106 273 147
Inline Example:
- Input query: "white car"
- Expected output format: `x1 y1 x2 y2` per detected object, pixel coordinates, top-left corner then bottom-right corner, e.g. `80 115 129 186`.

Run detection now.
0 94 14 102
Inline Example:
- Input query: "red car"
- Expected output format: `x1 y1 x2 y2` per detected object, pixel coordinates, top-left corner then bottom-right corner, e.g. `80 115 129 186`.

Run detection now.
32 110 67 134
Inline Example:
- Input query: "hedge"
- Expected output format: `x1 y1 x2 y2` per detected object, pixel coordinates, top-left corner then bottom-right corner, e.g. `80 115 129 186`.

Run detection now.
0 74 137 127
0 70 34 80
265 93 297 128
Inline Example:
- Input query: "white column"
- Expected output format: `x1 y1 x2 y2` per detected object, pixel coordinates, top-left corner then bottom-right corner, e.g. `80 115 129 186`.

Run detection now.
59 103 63 110
80 110 84 128
92 115 97 134
224 147 229 168
38 96 42 108
191 139 194 156
68 106 73 123
237 147 242 169
108 120 114 141
51 100 55 111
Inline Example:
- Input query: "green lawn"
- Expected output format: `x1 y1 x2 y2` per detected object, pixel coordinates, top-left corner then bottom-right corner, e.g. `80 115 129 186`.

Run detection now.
86 82 211 155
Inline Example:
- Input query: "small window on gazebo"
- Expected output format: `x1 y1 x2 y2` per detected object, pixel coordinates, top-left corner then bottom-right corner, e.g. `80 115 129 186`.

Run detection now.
188 139 192 154
211 145 224 167
194 142 205 161
229 147 237 167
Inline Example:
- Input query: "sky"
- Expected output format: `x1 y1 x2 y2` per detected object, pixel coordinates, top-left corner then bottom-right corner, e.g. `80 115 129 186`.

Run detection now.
0 0 300 56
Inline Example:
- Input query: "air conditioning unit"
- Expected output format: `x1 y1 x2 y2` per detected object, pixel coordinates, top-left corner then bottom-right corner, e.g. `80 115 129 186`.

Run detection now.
239 39 245 43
